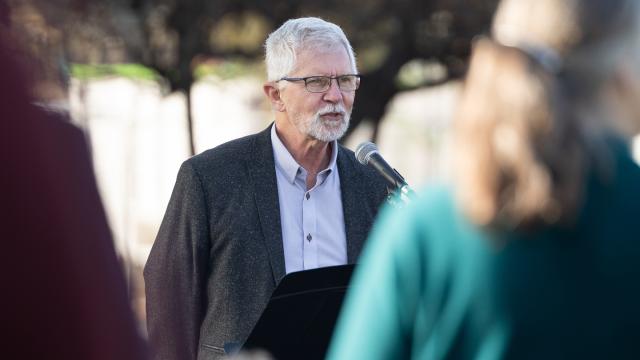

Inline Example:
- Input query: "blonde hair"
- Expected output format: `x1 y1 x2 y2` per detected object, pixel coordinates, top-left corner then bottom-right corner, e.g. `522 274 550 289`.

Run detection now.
454 0 639 229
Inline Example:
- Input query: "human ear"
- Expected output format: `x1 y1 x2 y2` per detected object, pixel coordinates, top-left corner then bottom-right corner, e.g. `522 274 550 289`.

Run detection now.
263 83 286 112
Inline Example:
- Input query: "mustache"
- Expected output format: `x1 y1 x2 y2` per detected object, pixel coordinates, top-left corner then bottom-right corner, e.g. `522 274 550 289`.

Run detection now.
316 104 347 116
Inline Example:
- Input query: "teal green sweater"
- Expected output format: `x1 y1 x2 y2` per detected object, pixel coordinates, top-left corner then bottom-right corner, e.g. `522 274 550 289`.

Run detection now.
328 142 640 359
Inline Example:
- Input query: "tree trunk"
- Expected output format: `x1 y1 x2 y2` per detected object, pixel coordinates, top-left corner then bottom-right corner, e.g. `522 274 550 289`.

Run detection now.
186 88 195 156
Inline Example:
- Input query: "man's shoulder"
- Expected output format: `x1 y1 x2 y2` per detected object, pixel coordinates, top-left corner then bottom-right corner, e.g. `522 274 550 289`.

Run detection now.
186 127 270 168
195 133 258 162
174 127 272 186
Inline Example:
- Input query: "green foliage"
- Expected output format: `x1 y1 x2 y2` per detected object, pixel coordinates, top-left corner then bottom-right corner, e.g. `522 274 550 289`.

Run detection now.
395 59 447 89
71 61 265 83
193 59 264 80
71 64 160 81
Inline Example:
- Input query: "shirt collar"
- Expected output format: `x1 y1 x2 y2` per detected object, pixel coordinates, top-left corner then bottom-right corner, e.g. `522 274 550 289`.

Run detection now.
271 123 338 185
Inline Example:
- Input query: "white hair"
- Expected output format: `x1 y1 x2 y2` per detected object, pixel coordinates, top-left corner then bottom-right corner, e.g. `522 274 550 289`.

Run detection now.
264 17 357 82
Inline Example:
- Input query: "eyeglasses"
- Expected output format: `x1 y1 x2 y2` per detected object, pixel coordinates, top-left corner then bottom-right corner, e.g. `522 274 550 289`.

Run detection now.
277 74 361 93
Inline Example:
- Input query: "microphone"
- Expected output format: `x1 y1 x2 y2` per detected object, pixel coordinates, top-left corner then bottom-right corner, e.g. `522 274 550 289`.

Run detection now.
356 142 415 204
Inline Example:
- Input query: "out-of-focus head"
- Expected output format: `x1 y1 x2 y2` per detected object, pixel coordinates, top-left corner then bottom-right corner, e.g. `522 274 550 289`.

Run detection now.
455 0 640 229
493 0 638 52
2 0 69 105
493 0 640 110
264 17 357 82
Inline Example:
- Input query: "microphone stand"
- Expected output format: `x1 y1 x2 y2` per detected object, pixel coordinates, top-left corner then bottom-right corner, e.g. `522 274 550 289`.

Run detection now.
385 169 416 207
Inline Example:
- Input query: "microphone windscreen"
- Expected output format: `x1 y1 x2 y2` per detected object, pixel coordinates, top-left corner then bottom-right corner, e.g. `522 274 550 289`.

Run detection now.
355 142 379 165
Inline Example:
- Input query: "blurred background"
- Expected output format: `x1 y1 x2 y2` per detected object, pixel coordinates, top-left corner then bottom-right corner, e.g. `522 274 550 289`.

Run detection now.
6 0 640 335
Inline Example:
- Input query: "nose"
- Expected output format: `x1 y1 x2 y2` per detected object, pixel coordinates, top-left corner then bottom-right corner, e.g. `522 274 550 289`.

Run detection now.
322 78 343 103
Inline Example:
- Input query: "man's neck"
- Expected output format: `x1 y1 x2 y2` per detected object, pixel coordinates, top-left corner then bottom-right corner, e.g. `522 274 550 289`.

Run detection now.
274 122 333 187
298 141 332 175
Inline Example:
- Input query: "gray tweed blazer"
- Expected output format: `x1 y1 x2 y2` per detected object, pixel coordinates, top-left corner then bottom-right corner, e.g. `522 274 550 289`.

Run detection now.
144 124 387 360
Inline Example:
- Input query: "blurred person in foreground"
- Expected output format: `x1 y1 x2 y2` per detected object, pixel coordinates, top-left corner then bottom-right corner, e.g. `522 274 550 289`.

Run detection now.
328 0 640 358
144 17 387 360
0 17 148 360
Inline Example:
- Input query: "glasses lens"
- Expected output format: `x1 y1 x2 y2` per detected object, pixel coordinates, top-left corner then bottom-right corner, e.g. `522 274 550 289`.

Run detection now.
305 77 330 92
338 75 359 91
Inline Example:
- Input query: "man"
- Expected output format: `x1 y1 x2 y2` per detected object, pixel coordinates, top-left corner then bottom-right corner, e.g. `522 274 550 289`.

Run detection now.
144 17 387 360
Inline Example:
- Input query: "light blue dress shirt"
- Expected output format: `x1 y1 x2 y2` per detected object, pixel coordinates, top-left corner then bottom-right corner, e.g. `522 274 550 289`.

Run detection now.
271 125 347 274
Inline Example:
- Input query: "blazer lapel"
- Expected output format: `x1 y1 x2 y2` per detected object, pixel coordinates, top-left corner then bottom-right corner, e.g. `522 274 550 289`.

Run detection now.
337 146 368 263
248 124 286 283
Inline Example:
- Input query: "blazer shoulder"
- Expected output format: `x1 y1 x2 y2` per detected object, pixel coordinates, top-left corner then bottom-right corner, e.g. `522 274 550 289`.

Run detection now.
194 133 257 162
183 132 263 177
179 126 274 191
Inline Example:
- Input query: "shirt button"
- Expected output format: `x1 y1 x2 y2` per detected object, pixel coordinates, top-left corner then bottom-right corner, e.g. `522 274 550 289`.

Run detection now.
307 233 312 242
306 193 310 200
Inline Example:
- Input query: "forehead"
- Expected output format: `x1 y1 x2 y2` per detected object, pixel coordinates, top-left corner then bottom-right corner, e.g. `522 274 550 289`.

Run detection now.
292 45 353 76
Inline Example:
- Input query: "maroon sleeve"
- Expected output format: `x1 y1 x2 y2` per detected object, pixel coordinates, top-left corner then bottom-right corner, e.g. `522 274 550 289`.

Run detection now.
0 39 148 360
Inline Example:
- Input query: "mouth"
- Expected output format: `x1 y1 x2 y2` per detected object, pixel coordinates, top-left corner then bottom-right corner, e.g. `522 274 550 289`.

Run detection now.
319 112 344 121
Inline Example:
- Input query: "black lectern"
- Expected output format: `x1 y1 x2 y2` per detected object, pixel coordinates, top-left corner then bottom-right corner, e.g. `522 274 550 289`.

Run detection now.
241 264 355 360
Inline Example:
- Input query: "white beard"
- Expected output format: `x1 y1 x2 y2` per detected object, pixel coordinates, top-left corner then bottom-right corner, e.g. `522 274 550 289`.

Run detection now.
294 104 351 142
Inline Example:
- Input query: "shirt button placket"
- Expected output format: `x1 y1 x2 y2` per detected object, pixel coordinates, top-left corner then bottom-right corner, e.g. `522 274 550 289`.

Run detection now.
302 188 318 270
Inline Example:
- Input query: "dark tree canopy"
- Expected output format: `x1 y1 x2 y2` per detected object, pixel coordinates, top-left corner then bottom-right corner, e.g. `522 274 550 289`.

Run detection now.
7 0 498 149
